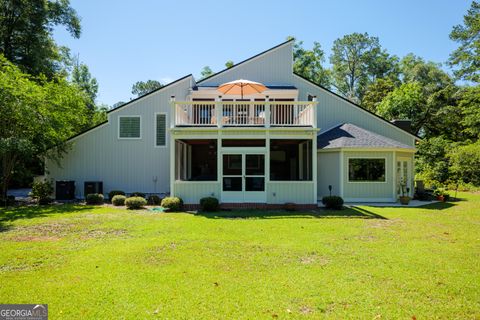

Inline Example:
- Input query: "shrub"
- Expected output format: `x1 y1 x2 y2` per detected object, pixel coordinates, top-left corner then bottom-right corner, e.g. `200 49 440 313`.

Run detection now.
161 197 183 212
125 196 147 209
86 193 104 205
322 196 344 210
108 190 125 201
31 180 54 205
112 195 126 206
147 195 162 205
200 197 219 211
130 192 146 198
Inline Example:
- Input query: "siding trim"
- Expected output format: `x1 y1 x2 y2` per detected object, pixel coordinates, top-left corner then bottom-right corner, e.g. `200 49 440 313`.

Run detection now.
293 73 421 140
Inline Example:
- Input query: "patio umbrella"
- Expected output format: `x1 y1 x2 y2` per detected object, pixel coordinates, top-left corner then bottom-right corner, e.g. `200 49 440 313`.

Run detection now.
217 79 267 98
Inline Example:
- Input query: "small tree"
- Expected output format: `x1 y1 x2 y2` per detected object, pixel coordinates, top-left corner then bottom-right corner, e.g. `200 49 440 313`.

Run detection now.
0 55 89 200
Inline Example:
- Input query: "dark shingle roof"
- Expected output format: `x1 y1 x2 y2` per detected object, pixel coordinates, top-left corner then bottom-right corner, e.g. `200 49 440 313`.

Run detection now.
317 123 415 150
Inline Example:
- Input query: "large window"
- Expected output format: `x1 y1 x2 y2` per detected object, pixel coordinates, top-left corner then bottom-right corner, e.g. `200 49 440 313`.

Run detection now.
175 140 217 181
348 158 386 182
119 116 141 139
155 113 166 146
270 139 312 181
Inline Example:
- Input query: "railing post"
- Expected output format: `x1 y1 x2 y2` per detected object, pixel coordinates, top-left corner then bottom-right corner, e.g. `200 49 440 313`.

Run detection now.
265 95 270 128
312 96 317 128
216 96 222 128
170 96 176 128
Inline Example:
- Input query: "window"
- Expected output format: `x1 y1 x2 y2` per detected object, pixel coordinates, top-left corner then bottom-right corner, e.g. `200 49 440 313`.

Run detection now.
156 114 166 146
119 116 141 139
348 158 386 182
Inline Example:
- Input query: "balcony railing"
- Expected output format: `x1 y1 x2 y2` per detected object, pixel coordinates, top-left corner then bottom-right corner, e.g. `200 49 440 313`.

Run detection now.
172 101 317 128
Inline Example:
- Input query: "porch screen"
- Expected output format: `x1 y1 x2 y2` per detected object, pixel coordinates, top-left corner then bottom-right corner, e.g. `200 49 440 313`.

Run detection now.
348 158 386 182
119 116 140 138
156 114 166 146
270 139 312 181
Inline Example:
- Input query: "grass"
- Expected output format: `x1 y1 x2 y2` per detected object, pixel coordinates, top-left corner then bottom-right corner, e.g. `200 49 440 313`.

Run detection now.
0 193 479 319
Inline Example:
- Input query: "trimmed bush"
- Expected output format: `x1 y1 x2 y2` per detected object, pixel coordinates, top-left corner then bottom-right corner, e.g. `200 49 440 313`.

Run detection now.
112 195 126 206
322 196 344 210
31 180 53 205
130 192 146 198
86 193 104 205
147 195 162 205
161 197 183 212
125 196 147 209
108 190 125 201
200 197 219 211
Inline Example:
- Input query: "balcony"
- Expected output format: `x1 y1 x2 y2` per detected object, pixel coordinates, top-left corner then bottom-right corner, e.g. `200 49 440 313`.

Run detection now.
172 100 317 128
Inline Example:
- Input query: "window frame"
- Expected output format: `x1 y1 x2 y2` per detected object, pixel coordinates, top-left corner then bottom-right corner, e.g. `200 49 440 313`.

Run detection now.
154 112 168 148
347 157 387 183
118 115 142 140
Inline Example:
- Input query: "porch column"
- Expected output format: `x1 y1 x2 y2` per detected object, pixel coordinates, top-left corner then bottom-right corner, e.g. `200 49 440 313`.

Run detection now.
170 135 175 197
265 96 271 128
312 132 317 204
216 96 222 128
312 96 318 128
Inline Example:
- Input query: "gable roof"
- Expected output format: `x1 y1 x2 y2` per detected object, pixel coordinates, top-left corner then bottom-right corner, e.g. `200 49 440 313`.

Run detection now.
293 73 421 140
317 123 415 150
196 38 294 85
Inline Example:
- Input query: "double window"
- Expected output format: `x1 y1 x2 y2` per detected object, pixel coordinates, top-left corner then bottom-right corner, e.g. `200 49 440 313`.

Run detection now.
117 114 166 146
348 158 386 182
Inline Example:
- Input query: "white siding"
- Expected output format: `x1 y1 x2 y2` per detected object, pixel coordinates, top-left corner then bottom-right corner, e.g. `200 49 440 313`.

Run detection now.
266 182 315 204
46 76 193 198
342 151 395 202
317 152 341 199
174 182 221 204
199 42 293 86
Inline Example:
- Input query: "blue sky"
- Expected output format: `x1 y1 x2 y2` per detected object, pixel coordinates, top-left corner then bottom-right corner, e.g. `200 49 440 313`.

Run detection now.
53 0 471 106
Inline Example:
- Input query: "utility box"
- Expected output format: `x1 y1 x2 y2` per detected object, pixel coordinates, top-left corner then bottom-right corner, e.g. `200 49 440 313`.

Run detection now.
55 181 75 200
84 181 103 196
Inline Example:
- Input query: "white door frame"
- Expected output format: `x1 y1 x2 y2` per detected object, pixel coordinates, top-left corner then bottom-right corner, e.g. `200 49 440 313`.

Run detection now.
396 157 413 197
220 149 267 203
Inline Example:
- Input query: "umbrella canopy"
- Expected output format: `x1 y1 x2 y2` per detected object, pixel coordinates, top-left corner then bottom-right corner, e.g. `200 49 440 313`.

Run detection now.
217 79 267 98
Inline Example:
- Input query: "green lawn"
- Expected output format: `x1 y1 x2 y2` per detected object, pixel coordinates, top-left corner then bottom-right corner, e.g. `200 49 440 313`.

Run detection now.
1 194 479 319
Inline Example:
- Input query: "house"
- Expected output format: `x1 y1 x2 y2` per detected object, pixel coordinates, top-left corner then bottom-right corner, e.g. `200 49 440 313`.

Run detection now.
45 39 417 207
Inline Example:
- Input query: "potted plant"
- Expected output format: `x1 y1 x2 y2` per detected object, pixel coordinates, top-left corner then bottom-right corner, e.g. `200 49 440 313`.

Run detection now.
433 188 448 202
398 178 411 205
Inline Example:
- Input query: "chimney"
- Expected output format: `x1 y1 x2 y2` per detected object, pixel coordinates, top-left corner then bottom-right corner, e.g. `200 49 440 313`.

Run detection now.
391 120 412 133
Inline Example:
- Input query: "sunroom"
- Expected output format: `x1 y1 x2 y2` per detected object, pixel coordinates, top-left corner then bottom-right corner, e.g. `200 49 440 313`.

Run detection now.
171 137 317 205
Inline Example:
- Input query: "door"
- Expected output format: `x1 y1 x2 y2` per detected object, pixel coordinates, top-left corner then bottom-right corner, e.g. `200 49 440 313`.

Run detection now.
222 153 266 203
396 158 412 197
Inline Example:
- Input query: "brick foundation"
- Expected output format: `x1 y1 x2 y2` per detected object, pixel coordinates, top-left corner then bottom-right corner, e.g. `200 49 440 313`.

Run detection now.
183 203 317 211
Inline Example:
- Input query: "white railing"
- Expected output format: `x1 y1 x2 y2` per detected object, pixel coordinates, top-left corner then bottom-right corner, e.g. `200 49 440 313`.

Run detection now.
173 101 317 127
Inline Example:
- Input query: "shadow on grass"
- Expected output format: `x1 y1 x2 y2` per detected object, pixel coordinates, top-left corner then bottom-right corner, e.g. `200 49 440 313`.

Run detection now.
195 207 387 220
0 204 94 227
352 201 458 210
